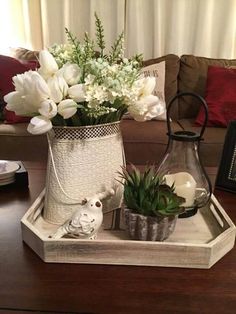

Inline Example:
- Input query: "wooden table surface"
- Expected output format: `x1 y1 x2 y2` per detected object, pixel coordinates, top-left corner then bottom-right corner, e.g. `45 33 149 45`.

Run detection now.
0 162 236 314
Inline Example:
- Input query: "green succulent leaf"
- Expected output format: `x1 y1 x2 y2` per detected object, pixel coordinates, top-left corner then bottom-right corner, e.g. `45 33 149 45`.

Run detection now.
119 165 186 217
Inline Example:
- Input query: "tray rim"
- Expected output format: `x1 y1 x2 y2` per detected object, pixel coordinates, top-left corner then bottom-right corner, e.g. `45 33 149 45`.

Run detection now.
21 189 236 246
21 189 236 268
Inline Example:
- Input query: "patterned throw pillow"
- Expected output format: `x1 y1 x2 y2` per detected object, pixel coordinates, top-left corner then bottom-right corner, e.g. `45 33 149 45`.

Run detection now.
141 61 166 120
10 47 39 61
123 60 166 120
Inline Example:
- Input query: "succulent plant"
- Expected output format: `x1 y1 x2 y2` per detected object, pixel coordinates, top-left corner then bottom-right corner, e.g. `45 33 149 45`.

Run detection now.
118 165 185 217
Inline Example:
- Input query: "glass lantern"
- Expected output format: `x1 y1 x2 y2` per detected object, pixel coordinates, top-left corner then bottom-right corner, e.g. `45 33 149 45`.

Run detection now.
157 92 212 218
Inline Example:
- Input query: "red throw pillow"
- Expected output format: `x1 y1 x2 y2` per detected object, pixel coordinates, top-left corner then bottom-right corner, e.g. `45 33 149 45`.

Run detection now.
195 66 236 127
0 55 39 123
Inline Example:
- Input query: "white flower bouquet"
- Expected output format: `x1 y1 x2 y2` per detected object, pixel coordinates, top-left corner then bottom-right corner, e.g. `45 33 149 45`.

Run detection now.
4 14 164 134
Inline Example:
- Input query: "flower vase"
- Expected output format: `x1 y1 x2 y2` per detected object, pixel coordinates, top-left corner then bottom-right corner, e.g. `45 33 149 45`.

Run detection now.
44 122 125 225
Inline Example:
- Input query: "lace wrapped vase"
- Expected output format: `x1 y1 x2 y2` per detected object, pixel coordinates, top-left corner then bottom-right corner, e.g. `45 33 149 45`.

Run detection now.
44 122 125 225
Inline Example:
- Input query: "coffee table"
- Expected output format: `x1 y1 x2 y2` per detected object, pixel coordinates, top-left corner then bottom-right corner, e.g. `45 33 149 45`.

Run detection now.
0 162 236 314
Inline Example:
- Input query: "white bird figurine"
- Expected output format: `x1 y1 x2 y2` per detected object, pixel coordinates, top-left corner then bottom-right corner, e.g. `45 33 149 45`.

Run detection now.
50 189 114 240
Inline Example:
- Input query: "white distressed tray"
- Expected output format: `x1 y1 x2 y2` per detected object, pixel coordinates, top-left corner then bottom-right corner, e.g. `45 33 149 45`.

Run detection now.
21 190 236 268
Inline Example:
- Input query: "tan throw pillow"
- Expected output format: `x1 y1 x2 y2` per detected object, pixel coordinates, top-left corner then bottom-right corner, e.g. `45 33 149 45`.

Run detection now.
10 47 39 61
141 61 166 120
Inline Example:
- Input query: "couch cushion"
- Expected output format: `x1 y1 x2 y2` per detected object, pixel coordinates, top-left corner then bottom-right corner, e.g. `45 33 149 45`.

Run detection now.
143 54 180 119
196 66 236 127
178 55 236 119
0 123 33 136
0 122 48 162
178 119 226 167
121 119 182 165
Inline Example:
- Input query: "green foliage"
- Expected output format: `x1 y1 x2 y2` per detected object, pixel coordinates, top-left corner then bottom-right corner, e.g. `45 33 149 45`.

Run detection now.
52 13 142 69
95 12 106 56
65 27 96 81
75 101 128 126
118 165 185 217
49 13 144 126
65 27 81 65
108 31 124 63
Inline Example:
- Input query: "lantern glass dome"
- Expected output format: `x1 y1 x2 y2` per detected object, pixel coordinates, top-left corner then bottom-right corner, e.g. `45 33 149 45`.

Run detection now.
157 93 212 218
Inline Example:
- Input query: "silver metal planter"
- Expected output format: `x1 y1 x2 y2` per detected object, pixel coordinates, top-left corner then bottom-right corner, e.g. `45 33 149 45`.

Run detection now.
123 208 178 241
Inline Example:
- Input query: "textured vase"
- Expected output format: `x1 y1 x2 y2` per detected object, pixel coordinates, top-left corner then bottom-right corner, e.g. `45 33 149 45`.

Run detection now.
123 208 177 241
44 122 125 225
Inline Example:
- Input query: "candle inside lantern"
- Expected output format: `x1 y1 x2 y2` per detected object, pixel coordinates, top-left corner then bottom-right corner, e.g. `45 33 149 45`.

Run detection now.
164 172 197 207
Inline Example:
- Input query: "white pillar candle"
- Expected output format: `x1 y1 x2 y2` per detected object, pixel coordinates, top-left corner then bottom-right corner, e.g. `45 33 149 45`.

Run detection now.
164 172 197 207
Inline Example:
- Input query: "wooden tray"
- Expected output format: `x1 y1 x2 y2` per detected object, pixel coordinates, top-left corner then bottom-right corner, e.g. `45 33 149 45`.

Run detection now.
21 190 236 268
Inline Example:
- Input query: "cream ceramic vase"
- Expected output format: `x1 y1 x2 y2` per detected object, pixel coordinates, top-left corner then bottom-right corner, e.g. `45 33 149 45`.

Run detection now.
44 122 125 225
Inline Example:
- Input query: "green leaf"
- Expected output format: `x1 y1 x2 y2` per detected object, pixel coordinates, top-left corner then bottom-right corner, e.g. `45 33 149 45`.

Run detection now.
119 165 186 217
95 12 105 56
109 31 124 63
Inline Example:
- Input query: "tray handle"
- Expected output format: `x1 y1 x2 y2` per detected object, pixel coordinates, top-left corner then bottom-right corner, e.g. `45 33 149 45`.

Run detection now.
209 202 225 228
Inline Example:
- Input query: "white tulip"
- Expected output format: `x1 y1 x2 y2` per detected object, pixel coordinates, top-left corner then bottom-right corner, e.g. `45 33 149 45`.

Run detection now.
25 71 50 101
143 95 165 120
58 99 77 119
5 91 26 116
147 97 163 114
39 99 57 119
137 77 156 97
38 50 58 80
27 116 53 134
12 73 24 93
59 63 81 85
4 91 22 107
128 95 164 122
4 71 50 116
47 75 68 103
68 84 86 102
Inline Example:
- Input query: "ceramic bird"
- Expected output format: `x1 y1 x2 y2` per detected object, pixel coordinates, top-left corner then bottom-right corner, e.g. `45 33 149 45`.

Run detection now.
50 188 115 240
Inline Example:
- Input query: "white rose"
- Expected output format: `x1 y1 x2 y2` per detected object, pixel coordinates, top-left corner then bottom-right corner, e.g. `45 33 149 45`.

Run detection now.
58 99 77 119
27 116 53 134
68 84 86 102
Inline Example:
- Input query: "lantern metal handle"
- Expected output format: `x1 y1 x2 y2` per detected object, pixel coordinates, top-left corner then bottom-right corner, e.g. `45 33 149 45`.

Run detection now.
167 92 208 140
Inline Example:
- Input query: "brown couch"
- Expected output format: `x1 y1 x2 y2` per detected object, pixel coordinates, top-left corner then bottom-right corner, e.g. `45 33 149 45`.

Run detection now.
122 54 236 167
1 54 235 167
